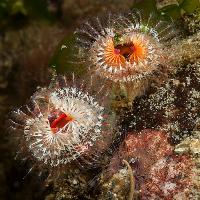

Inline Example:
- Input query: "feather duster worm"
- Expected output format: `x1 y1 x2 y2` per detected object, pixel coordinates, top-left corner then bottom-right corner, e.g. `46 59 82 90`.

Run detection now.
75 11 177 83
74 11 178 108
9 75 114 168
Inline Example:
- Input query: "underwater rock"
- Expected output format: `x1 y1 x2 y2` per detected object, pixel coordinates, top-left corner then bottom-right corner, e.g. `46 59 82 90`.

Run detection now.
125 61 200 144
173 32 200 65
175 130 200 156
99 129 172 199
99 167 130 200
103 129 172 181
100 129 199 199
49 168 95 200
140 154 198 200
183 8 200 34
119 130 173 176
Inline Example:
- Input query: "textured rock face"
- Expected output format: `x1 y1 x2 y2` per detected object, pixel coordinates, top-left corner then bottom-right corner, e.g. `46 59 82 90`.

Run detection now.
183 8 200 34
124 61 200 144
100 130 199 199
116 130 173 182
99 168 130 200
140 155 197 200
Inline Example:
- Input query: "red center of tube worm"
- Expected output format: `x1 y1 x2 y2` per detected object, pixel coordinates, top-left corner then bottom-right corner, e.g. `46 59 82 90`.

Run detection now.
50 113 73 133
115 43 135 60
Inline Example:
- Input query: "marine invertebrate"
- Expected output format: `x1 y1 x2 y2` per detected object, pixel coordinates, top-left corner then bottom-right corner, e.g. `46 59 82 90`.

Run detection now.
74 11 178 108
75 11 176 83
9 75 114 168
